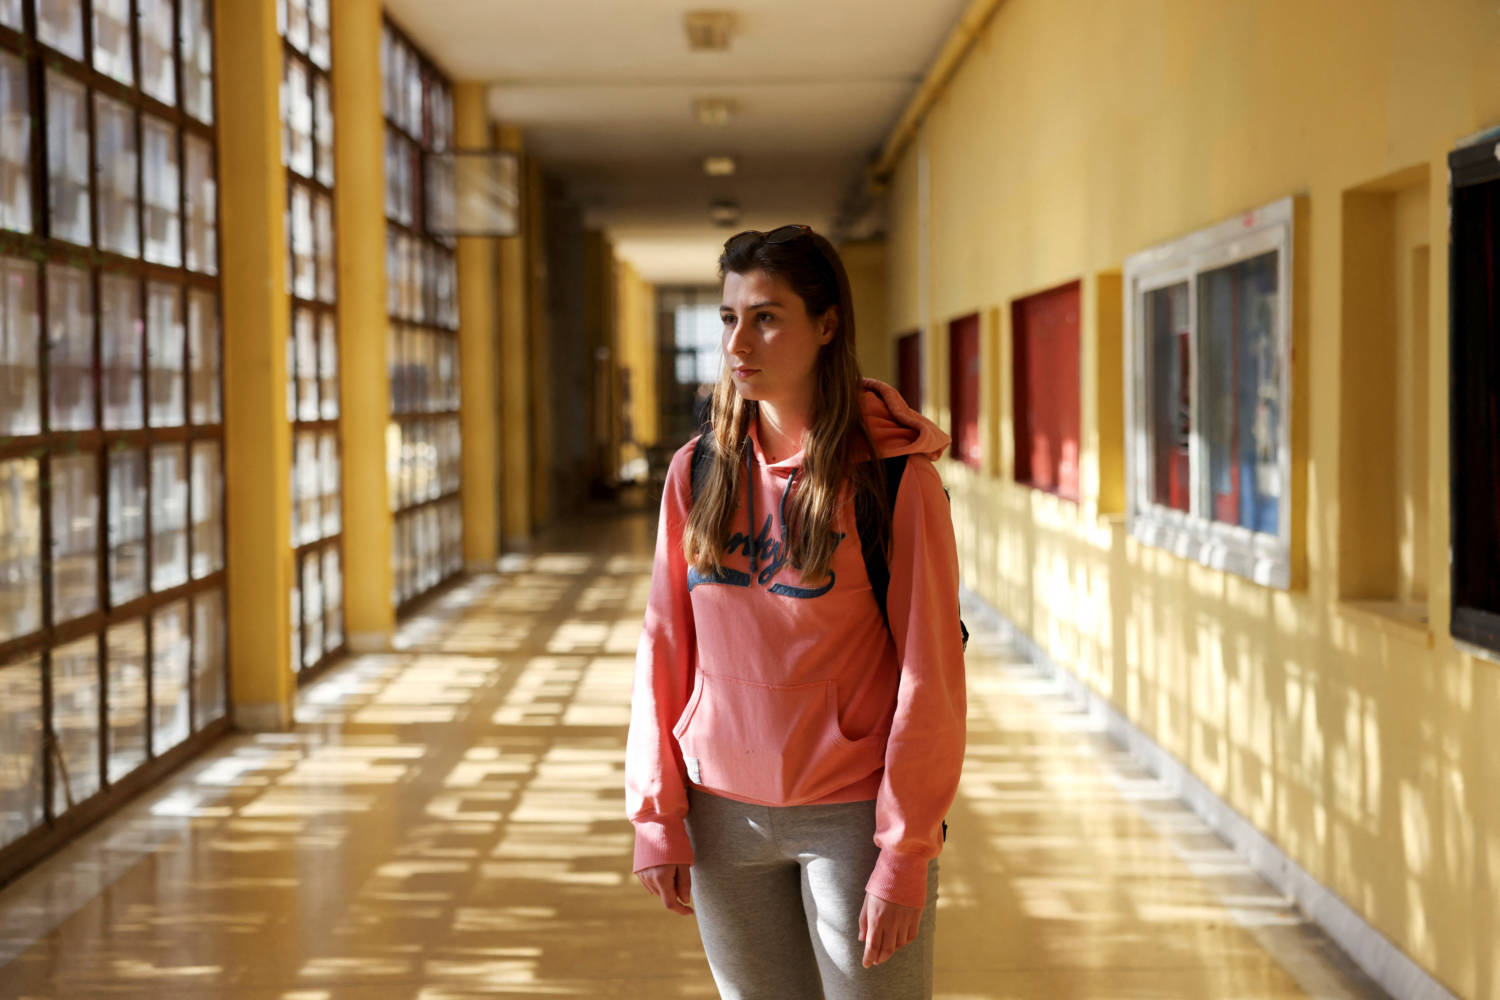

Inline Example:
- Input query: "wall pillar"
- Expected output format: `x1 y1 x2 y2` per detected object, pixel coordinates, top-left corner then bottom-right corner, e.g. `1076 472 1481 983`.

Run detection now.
217 0 294 730
454 83 501 571
1086 271 1124 516
332 0 394 650
495 125 533 547
614 259 657 476
526 161 554 528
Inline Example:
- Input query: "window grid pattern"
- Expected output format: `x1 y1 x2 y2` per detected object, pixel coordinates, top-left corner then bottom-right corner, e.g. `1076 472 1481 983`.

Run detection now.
0 0 227 877
382 18 461 610
278 0 344 680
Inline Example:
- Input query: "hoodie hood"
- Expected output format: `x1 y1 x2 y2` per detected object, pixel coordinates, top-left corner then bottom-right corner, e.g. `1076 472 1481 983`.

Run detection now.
858 378 950 462
745 377 950 473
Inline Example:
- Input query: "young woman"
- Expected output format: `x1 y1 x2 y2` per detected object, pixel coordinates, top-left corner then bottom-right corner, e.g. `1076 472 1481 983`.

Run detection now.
625 225 967 999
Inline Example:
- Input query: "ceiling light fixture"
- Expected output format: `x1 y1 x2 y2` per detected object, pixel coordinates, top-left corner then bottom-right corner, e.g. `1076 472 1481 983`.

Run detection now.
694 97 736 127
703 155 736 177
709 199 740 227
684 10 736 51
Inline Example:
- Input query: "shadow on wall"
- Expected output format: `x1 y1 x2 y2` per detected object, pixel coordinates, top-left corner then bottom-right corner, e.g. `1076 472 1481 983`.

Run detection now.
949 462 1496 998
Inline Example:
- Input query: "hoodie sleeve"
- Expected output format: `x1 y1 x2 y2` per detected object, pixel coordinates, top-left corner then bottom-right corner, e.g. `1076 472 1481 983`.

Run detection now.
865 456 967 908
625 439 699 874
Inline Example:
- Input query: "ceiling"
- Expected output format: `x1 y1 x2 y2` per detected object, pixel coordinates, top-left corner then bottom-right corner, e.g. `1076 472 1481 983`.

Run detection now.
381 0 971 284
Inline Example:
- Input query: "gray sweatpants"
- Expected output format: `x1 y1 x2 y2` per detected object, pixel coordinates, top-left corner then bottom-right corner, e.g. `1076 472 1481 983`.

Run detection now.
683 785 940 1000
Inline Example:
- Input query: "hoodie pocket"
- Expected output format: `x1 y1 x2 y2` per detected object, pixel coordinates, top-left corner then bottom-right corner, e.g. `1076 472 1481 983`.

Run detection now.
673 672 888 804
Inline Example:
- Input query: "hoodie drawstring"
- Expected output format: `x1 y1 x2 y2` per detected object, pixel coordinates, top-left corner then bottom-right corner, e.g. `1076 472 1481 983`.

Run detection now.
745 438 757 575
744 433 798 578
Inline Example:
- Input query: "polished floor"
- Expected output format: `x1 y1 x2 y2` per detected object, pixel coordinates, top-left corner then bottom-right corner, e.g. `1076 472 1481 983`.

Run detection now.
0 502 1386 999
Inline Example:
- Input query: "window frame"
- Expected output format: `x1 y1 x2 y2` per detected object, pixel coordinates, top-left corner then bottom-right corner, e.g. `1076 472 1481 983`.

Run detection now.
0 0 229 886
281 0 345 682
382 15 462 614
1123 196 1296 589
1447 132 1500 655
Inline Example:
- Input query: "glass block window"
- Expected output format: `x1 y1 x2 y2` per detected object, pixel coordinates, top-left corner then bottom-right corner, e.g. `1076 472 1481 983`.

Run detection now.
1124 197 1294 588
48 263 94 432
52 454 98 624
94 0 134 85
94 93 139 256
138 0 176 106
383 19 462 610
100 272 143 430
282 0 344 680
45 70 90 246
181 0 213 124
0 459 42 645
0 51 30 233
0 654 42 850
0 258 40 438
185 134 218 274
142 115 181 266
152 601 191 755
0 0 227 883
36 0 84 61
105 620 148 781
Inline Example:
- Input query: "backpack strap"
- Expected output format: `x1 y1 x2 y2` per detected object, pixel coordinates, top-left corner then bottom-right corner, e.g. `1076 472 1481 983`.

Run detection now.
854 455 908 631
689 433 712 505
854 455 970 651
693 437 968 650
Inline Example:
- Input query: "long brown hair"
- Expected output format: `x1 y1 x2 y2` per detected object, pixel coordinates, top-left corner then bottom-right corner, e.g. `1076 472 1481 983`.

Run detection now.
682 227 887 582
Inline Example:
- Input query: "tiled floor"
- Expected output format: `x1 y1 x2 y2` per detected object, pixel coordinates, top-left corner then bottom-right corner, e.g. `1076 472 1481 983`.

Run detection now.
0 502 1384 998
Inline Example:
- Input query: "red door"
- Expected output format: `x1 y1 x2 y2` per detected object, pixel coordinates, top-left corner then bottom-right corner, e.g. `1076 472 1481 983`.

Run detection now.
1012 282 1080 501
949 314 981 469
896 331 921 411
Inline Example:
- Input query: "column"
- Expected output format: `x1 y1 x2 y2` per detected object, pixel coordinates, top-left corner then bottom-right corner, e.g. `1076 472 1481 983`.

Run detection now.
495 124 533 547
454 82 500 570
217 0 294 729
526 160 554 528
331 0 394 650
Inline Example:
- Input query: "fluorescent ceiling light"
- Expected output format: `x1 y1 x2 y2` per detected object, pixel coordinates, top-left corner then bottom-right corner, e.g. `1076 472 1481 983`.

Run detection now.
694 98 736 127
709 199 740 227
703 156 736 177
684 10 736 51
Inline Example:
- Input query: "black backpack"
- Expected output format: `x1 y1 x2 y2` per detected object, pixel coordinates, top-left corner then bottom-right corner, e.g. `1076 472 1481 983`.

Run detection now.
689 435 969 651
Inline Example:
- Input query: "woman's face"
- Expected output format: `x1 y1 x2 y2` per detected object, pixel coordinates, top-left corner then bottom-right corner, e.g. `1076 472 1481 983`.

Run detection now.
720 269 835 409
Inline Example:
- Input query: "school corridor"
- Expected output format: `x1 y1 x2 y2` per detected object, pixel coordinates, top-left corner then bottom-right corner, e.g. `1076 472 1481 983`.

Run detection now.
0 497 1386 998
1 0 1498 997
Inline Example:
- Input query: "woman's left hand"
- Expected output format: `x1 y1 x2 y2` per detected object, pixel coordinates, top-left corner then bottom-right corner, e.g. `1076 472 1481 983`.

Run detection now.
858 892 924 968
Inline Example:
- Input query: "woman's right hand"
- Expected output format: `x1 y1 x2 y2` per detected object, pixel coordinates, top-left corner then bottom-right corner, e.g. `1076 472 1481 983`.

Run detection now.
636 863 694 915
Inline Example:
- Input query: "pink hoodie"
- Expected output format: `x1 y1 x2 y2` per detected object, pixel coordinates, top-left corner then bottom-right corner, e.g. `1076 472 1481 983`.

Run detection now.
625 378 967 908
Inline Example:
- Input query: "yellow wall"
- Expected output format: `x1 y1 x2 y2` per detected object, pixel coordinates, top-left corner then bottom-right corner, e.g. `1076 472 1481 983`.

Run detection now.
839 240 890 384
616 259 658 475
882 1 1500 996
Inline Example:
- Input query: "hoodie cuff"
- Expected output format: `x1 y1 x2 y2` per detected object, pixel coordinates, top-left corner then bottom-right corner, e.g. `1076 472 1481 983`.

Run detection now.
865 847 931 909
632 817 694 874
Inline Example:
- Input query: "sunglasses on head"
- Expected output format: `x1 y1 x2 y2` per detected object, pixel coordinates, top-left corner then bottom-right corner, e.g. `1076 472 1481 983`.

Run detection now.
726 224 813 248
